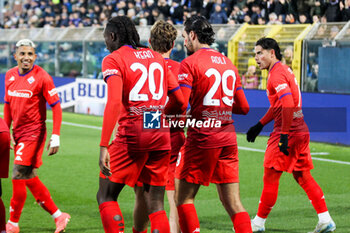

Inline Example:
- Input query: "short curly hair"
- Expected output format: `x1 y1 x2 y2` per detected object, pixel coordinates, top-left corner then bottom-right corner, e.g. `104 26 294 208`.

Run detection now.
184 16 215 45
150 20 178 54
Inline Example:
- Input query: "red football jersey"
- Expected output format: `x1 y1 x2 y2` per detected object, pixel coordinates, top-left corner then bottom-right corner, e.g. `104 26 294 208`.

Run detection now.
178 48 243 148
0 117 9 133
4 65 60 141
267 61 308 133
102 46 179 151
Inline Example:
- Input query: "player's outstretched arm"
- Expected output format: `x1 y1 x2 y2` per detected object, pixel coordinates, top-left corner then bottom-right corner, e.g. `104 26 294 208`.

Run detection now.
246 107 273 142
232 88 250 115
47 102 62 156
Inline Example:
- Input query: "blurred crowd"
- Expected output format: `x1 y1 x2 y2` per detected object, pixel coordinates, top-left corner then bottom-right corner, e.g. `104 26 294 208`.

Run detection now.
1 0 350 29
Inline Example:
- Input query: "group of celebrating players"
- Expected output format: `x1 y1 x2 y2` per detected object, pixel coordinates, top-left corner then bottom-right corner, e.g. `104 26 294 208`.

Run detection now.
0 15 336 233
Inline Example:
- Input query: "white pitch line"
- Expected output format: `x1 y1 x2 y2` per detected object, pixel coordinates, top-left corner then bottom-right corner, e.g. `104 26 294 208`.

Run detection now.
46 119 102 130
238 146 350 166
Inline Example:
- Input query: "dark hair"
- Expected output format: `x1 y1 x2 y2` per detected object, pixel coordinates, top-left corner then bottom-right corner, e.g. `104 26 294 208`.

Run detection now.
255 37 282 60
105 16 147 49
184 16 215 45
150 20 177 53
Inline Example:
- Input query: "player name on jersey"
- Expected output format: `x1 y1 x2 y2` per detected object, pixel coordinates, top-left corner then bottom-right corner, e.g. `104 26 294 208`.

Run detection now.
134 50 155 59
211 56 226 64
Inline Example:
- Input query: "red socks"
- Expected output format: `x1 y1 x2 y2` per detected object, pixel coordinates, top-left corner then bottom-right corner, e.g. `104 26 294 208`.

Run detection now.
294 172 328 214
9 179 27 223
177 204 200 233
0 197 5 231
26 177 58 215
149 210 170 233
99 201 124 233
257 182 279 218
256 168 282 219
132 227 147 233
231 212 252 233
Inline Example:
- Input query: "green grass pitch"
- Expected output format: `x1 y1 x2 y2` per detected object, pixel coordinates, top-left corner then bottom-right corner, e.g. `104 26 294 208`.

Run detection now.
1 109 349 232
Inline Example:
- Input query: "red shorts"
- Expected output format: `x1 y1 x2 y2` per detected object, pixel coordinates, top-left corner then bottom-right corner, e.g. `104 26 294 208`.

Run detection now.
166 130 185 191
175 144 239 186
100 141 171 187
0 132 11 178
14 137 46 168
264 132 314 173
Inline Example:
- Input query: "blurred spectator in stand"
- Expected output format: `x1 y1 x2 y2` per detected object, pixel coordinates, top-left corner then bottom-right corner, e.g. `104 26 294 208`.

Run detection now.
242 65 259 89
281 45 293 68
298 13 311 23
158 0 171 18
267 12 282 24
257 16 266 25
325 0 342 22
210 4 228 24
170 0 184 24
341 0 350 20
285 13 296 24
312 14 321 23
251 4 263 24
329 25 339 39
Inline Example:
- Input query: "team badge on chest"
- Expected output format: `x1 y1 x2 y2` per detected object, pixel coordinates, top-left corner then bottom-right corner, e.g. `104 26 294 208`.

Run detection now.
27 76 35 84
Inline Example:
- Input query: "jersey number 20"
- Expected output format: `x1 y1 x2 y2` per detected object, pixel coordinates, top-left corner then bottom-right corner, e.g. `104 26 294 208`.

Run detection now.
129 62 164 101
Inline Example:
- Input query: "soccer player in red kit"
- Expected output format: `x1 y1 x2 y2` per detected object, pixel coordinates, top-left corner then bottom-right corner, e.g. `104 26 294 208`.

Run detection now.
97 16 184 233
246 37 336 233
3 39 70 233
0 117 10 233
175 16 252 233
132 20 184 233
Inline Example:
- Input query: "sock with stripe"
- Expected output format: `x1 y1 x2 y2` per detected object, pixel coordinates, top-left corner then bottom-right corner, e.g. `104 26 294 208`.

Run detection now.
26 176 58 215
99 201 124 233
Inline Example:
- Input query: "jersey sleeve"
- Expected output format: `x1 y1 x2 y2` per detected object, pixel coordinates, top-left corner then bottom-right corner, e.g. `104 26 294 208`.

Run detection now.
167 69 180 94
178 60 194 90
42 72 60 107
269 72 292 100
234 69 243 94
4 72 9 103
102 54 122 83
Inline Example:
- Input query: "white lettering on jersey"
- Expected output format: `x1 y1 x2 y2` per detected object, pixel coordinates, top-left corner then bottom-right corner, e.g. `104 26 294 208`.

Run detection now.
211 56 226 64
48 88 58 97
9 76 15 81
178 73 188 81
27 76 35 84
275 83 288 93
102 69 119 79
134 50 154 59
8 90 33 98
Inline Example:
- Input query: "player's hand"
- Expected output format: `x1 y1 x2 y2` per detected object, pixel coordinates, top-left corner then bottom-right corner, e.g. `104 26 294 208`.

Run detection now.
47 134 60 156
246 121 264 142
99 146 111 176
278 134 289 156
10 134 16 150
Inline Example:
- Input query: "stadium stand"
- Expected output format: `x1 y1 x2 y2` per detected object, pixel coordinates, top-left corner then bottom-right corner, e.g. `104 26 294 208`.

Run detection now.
1 0 350 29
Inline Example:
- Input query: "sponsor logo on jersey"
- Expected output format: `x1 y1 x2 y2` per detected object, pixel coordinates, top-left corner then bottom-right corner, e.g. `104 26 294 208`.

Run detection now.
193 228 200 233
9 76 15 81
48 88 58 97
15 155 23 161
27 76 35 84
178 73 188 81
143 111 162 129
275 83 288 93
102 69 119 79
8 89 33 98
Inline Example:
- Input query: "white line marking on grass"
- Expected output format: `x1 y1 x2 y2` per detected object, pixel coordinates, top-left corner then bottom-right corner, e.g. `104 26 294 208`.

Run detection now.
311 157 350 165
238 146 350 165
47 119 102 130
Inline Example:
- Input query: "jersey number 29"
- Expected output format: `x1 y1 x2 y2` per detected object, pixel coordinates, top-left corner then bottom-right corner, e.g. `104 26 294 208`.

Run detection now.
203 68 236 106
